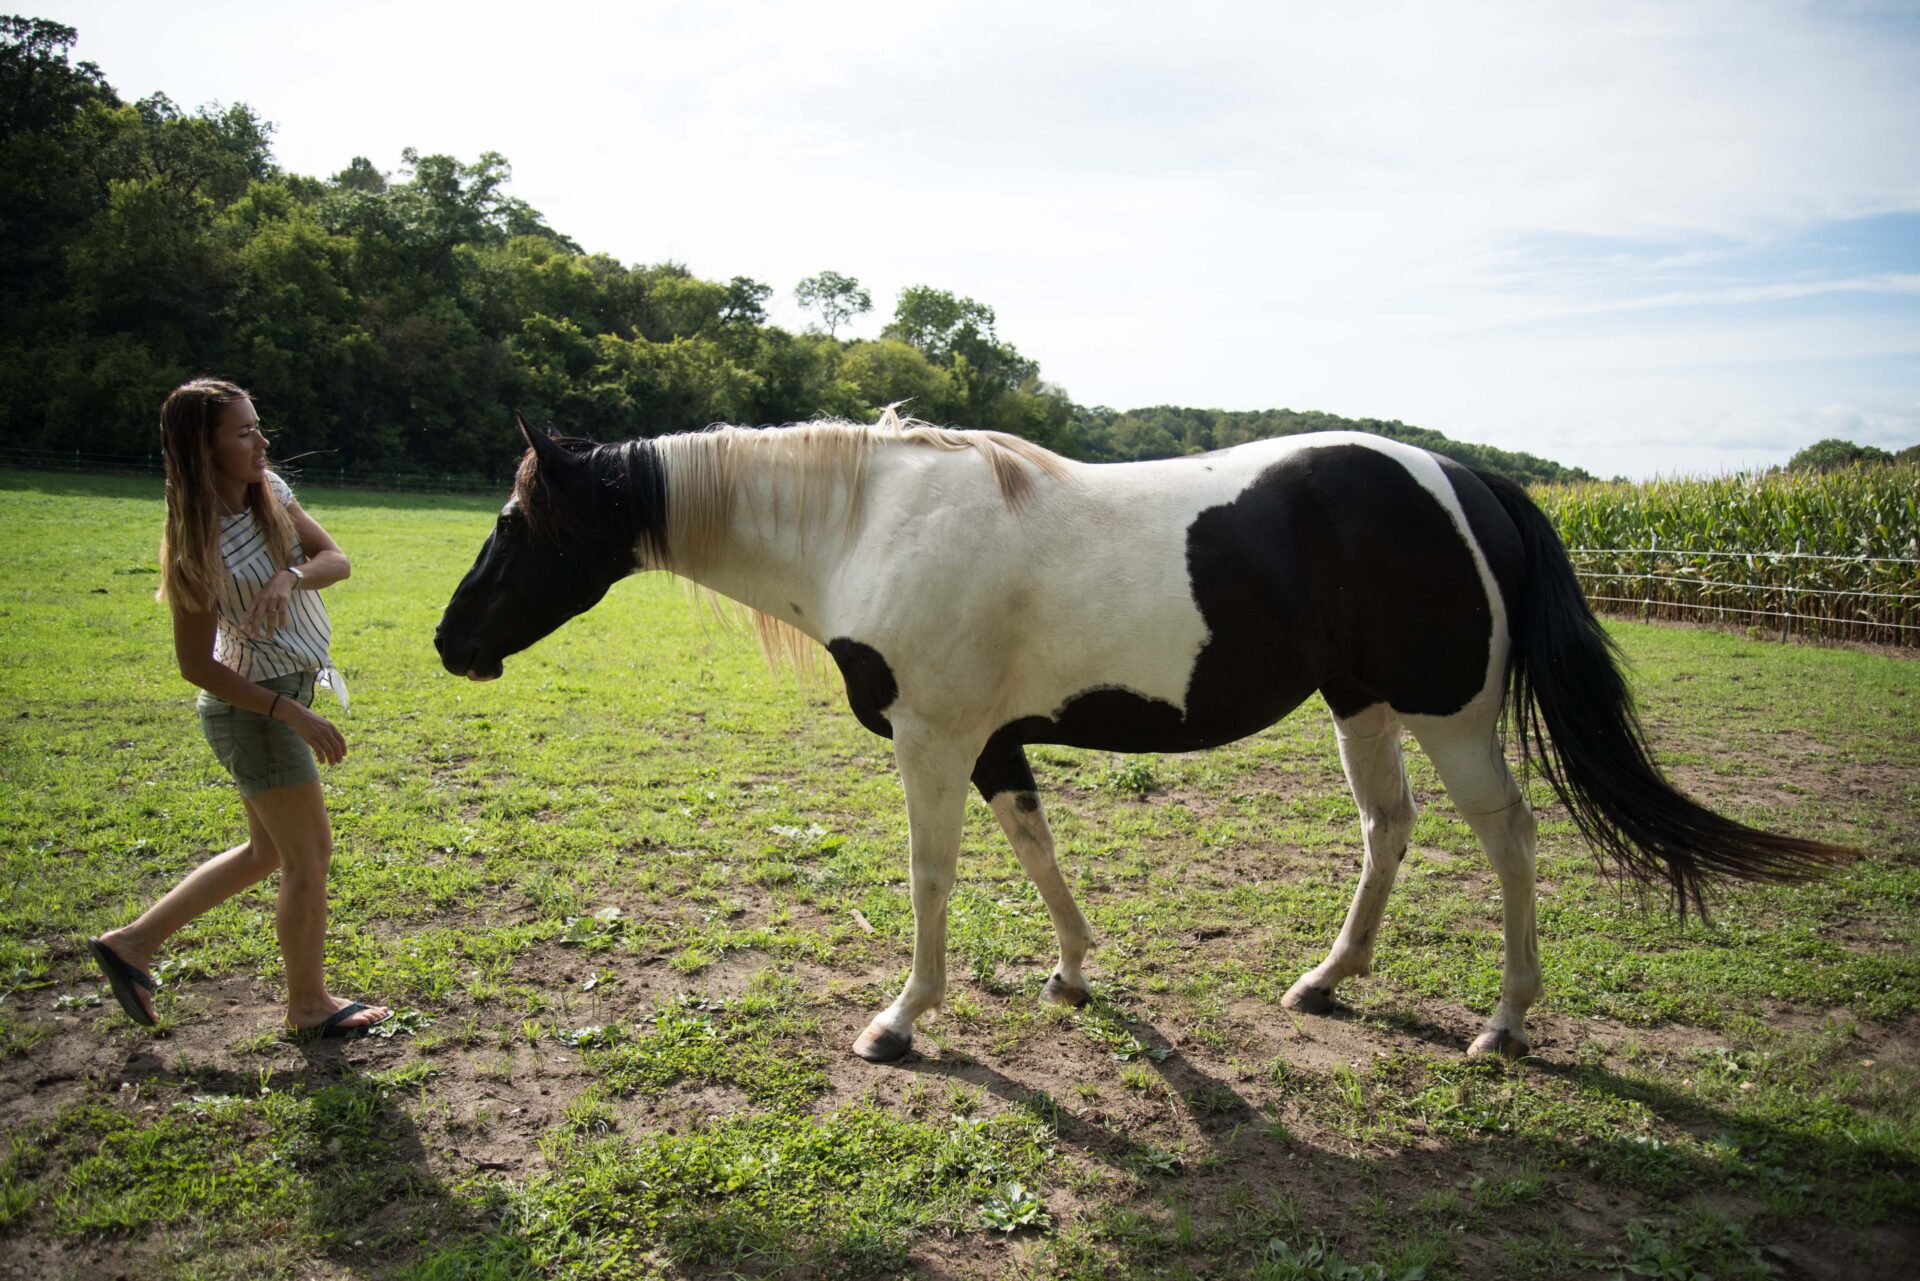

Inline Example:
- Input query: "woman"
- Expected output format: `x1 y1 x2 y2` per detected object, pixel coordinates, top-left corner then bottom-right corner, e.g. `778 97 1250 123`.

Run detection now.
88 378 389 1037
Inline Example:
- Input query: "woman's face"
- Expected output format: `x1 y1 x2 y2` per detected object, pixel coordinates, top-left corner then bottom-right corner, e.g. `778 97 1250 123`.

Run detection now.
210 397 268 490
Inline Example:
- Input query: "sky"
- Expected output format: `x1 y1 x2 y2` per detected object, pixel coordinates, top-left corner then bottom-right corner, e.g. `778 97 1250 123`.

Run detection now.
36 0 1920 478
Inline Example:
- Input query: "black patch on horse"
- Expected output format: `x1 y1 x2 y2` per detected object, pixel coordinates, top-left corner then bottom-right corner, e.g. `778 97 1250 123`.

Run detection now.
970 444 1509 795
971 741 1039 802
827 639 899 738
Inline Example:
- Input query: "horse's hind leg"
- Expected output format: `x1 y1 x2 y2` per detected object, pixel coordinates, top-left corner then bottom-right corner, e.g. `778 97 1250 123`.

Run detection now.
977 744 1094 1006
1404 707 1541 1058
1283 701 1416 1015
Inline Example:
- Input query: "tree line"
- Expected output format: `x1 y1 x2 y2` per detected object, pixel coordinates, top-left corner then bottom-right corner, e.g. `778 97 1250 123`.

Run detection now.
1 17 1590 484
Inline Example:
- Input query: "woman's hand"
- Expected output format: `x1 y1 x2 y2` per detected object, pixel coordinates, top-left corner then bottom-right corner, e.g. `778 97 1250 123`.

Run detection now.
242 569 298 638
284 701 347 765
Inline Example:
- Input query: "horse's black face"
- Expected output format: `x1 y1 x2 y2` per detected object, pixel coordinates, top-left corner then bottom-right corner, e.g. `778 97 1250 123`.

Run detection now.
434 427 637 681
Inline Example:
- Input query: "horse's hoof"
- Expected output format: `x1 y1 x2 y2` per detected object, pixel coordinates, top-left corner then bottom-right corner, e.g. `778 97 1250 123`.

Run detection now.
1041 973 1090 1007
853 1025 914 1064
1468 1028 1530 1059
1280 981 1337 1015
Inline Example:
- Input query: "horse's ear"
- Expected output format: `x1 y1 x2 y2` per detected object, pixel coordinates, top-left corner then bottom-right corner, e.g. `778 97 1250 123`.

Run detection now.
516 412 569 468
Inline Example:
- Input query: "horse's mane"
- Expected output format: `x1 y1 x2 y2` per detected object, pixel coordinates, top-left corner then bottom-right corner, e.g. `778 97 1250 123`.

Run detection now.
651 406 1070 573
515 407 1071 669
512 435 667 562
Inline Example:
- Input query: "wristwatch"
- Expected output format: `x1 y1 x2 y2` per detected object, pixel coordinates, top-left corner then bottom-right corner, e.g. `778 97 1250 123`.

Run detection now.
285 564 305 586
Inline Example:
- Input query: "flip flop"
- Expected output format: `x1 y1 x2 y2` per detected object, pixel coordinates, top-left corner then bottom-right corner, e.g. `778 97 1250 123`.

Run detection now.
86 938 157 1027
292 1002 391 1040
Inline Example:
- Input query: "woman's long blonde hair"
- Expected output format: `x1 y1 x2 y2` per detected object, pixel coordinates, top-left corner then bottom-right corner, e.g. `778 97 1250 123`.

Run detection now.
157 378 297 613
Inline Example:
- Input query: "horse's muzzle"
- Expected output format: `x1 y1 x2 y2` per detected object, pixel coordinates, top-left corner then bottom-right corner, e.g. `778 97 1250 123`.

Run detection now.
434 633 503 682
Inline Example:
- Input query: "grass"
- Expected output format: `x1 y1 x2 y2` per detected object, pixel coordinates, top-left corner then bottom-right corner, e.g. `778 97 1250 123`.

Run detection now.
0 467 1916 1278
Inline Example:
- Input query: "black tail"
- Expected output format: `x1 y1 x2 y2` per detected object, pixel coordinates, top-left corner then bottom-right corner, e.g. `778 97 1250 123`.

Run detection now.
1475 471 1858 916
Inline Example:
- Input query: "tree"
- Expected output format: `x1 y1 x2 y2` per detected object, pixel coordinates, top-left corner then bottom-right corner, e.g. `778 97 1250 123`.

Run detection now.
794 270 870 337
883 285 1043 429
836 339 956 418
0 16 112 135
883 285 995 360
720 275 772 329
1788 438 1894 471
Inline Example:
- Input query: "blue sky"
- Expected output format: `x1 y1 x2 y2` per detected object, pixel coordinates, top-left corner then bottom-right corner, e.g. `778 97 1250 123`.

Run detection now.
39 0 1920 477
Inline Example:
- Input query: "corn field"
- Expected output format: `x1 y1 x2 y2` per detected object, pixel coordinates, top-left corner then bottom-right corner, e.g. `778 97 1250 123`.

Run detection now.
1534 463 1920 646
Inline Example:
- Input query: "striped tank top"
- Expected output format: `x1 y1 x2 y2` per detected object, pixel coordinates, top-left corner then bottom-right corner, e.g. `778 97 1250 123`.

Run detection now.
212 472 347 707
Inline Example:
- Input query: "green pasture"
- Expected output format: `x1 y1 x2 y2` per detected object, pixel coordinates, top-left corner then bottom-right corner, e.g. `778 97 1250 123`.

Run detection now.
0 469 1916 1280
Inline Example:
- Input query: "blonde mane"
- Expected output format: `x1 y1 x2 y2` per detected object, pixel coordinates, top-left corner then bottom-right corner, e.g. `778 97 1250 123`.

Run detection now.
653 407 1071 669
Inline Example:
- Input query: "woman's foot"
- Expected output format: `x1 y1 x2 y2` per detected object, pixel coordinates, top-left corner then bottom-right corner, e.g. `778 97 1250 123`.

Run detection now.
288 994 391 1035
94 929 158 1023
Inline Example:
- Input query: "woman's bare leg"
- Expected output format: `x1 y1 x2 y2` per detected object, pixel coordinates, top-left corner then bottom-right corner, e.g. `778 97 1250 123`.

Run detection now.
99 807 283 1022
235 780 387 1031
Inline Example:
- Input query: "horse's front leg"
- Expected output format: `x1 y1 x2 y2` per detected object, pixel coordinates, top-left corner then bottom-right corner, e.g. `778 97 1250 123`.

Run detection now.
853 728 976 1063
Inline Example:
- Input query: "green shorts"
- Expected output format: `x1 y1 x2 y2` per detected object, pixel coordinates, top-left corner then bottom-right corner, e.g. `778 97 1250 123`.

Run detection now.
197 671 320 797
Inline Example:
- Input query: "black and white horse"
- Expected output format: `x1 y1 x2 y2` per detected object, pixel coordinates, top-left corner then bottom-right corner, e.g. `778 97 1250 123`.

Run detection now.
435 411 1851 1062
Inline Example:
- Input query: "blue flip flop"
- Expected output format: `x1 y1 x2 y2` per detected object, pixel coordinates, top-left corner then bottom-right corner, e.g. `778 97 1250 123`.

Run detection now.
87 938 157 1027
293 1002 391 1040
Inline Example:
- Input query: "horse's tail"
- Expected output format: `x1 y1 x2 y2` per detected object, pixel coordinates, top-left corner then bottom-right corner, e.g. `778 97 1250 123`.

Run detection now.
1474 470 1858 915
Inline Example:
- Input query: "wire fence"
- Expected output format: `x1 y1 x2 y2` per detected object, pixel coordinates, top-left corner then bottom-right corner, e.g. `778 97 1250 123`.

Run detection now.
1566 545 1920 646
0 445 509 495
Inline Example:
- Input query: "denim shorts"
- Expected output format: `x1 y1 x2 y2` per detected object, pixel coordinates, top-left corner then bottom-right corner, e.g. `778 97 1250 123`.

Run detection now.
197 671 320 797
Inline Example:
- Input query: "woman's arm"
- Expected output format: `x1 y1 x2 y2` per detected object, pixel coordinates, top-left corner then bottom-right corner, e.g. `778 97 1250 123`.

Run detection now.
171 607 346 763
239 500 349 638
287 500 350 588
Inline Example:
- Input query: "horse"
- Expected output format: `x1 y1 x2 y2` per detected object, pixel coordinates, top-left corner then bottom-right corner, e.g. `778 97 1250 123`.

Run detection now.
434 410 1854 1063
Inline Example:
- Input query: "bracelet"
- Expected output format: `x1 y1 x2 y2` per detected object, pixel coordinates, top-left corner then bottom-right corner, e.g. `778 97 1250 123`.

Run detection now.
268 693 283 720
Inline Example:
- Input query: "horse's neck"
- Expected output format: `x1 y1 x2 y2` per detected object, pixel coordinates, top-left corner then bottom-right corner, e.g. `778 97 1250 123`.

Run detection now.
658 432 858 635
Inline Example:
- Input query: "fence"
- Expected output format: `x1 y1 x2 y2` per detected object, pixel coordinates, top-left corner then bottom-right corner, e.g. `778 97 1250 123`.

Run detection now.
0 445 508 495
1566 545 1920 646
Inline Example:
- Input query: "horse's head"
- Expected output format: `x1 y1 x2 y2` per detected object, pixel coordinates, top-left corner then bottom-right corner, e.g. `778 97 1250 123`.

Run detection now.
434 417 661 680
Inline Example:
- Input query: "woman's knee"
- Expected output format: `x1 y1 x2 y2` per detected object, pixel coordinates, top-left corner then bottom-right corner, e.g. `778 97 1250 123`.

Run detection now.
275 833 332 881
245 783 333 877
242 836 282 873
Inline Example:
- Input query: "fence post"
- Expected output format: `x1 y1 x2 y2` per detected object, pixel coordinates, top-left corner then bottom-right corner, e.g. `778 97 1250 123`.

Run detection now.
1781 540 1799 643
1642 533 1655 623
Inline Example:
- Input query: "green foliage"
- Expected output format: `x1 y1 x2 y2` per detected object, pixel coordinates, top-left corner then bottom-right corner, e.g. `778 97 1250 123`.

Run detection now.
1102 757 1161 798
1604 1212 1786 1280
793 269 870 337
0 22 1085 480
1068 404 1592 481
977 1180 1049 1232
1788 437 1895 472
586 996 829 1108
442 1104 1049 1274
1254 1234 1427 1281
